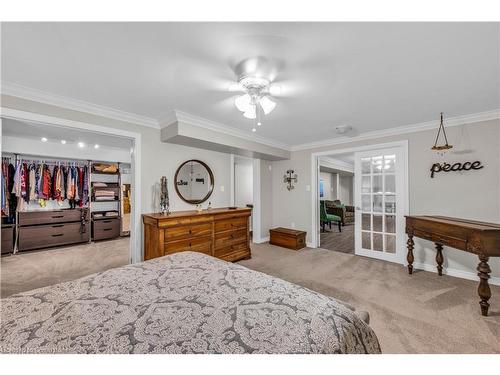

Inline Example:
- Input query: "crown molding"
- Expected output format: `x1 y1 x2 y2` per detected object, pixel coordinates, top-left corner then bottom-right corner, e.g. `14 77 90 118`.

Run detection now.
1 82 159 129
161 110 291 151
290 109 500 152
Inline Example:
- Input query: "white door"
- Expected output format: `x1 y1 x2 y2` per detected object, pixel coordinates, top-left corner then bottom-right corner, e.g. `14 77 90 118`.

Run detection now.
354 147 406 263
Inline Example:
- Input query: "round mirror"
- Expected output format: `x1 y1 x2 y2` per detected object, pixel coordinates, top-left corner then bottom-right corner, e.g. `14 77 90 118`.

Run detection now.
174 160 214 204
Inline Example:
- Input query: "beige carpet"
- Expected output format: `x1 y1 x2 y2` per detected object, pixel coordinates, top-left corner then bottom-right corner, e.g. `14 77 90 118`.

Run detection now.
320 223 354 253
1 237 130 298
238 243 500 354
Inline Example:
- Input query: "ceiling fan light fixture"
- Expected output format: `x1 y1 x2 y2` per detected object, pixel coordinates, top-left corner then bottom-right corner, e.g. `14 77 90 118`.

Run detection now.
234 94 252 112
228 82 244 92
243 105 256 119
259 96 276 115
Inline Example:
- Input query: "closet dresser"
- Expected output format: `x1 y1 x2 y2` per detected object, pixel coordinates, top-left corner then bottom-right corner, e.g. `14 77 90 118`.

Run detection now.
18 208 90 251
143 207 251 262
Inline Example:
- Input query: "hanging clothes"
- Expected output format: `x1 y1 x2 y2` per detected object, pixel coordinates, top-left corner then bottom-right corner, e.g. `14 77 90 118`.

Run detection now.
28 163 36 201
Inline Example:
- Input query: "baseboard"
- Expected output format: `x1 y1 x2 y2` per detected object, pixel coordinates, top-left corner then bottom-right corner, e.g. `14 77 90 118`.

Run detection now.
412 262 500 286
253 236 270 244
306 241 315 248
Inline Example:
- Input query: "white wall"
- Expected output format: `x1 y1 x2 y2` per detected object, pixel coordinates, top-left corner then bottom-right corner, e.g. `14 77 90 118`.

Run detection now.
272 119 500 282
339 175 353 205
234 162 253 207
259 159 273 239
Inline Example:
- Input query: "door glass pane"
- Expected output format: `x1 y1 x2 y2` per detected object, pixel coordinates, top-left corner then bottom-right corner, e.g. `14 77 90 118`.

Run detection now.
371 156 383 174
373 214 383 232
362 194 371 212
373 195 383 212
384 155 396 172
372 175 383 193
362 231 371 249
361 176 371 193
385 174 395 194
385 215 396 233
362 214 371 230
361 158 371 174
385 234 396 253
385 195 396 213
373 233 383 251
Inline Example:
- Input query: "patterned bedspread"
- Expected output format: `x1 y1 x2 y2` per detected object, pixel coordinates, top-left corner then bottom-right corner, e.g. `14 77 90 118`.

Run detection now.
0 252 381 354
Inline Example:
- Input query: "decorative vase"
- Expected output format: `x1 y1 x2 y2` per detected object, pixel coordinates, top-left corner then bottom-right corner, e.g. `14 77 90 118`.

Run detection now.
160 176 170 215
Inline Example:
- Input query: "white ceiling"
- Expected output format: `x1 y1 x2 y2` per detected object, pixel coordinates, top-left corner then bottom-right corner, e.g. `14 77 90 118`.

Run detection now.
2 22 499 146
2 118 133 149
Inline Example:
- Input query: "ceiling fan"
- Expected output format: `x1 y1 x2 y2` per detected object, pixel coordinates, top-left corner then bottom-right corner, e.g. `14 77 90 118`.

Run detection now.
227 56 284 132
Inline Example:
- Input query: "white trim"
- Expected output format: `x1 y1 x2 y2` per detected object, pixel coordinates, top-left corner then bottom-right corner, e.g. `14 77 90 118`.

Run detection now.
412 262 500 286
229 154 235 207
311 140 409 250
161 110 291 151
292 109 500 151
252 159 262 243
0 107 143 264
253 236 270 244
319 156 354 173
2 82 159 129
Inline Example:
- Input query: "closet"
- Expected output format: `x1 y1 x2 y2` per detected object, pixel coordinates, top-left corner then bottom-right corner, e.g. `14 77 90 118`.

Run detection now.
1 154 127 254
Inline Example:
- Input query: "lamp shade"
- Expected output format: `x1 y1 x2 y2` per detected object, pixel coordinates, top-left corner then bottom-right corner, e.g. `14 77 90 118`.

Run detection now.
243 105 256 119
259 96 276 115
235 94 252 112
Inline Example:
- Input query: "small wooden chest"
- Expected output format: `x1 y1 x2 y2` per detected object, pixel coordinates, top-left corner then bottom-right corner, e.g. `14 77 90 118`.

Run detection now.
269 227 307 250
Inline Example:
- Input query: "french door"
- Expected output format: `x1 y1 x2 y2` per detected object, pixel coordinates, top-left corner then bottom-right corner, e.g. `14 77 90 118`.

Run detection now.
354 147 406 263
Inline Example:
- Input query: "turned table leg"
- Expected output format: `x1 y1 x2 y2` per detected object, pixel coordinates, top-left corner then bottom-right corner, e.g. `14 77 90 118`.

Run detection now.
407 234 414 274
435 243 444 276
477 254 491 317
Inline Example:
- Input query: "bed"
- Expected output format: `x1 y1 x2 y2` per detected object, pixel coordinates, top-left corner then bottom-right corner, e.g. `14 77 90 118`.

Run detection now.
0 252 381 354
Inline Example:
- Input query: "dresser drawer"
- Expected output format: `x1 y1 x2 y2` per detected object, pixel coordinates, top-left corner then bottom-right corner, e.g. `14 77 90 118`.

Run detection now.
164 223 212 241
159 216 213 228
214 229 247 249
164 236 212 256
1 226 14 254
93 218 120 241
214 242 248 258
19 222 90 251
214 217 247 232
19 209 88 226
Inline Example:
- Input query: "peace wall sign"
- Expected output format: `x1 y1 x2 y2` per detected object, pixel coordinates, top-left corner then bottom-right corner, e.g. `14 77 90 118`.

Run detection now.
430 161 484 178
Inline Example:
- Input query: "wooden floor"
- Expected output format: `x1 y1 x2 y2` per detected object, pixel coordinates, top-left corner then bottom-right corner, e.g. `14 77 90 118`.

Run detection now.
319 223 354 253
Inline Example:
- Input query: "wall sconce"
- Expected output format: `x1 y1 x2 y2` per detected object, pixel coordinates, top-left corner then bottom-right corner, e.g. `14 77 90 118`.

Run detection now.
283 169 298 191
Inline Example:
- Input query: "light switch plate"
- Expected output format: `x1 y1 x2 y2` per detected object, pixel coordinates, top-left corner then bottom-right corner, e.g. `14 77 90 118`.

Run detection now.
220 185 225 192
306 185 311 191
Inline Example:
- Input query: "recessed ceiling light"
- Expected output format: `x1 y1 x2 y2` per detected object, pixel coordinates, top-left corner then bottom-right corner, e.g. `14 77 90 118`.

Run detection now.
60 140 67 144
257 122 262 126
41 137 48 142
252 128 256 132
77 142 85 148
94 144 100 149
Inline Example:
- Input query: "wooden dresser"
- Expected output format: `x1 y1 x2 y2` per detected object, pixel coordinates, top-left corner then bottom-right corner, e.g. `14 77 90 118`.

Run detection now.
142 207 252 262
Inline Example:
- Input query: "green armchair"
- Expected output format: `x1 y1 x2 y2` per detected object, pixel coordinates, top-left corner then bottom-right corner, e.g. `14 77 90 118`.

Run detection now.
320 200 342 232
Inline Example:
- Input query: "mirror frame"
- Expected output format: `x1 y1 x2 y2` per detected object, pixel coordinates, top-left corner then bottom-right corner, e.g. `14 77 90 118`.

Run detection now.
174 159 215 204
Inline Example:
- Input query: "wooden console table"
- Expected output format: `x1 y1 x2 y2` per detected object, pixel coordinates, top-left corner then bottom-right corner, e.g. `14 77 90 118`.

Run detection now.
405 216 500 316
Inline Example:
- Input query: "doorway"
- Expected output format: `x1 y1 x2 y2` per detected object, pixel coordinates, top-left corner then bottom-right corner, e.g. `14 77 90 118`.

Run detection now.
311 141 408 264
0 109 142 297
318 154 355 253
232 155 254 237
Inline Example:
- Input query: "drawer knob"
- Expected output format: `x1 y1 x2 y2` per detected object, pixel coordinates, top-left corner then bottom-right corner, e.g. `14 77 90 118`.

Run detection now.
189 229 192 234
51 233 64 237
51 215 64 219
